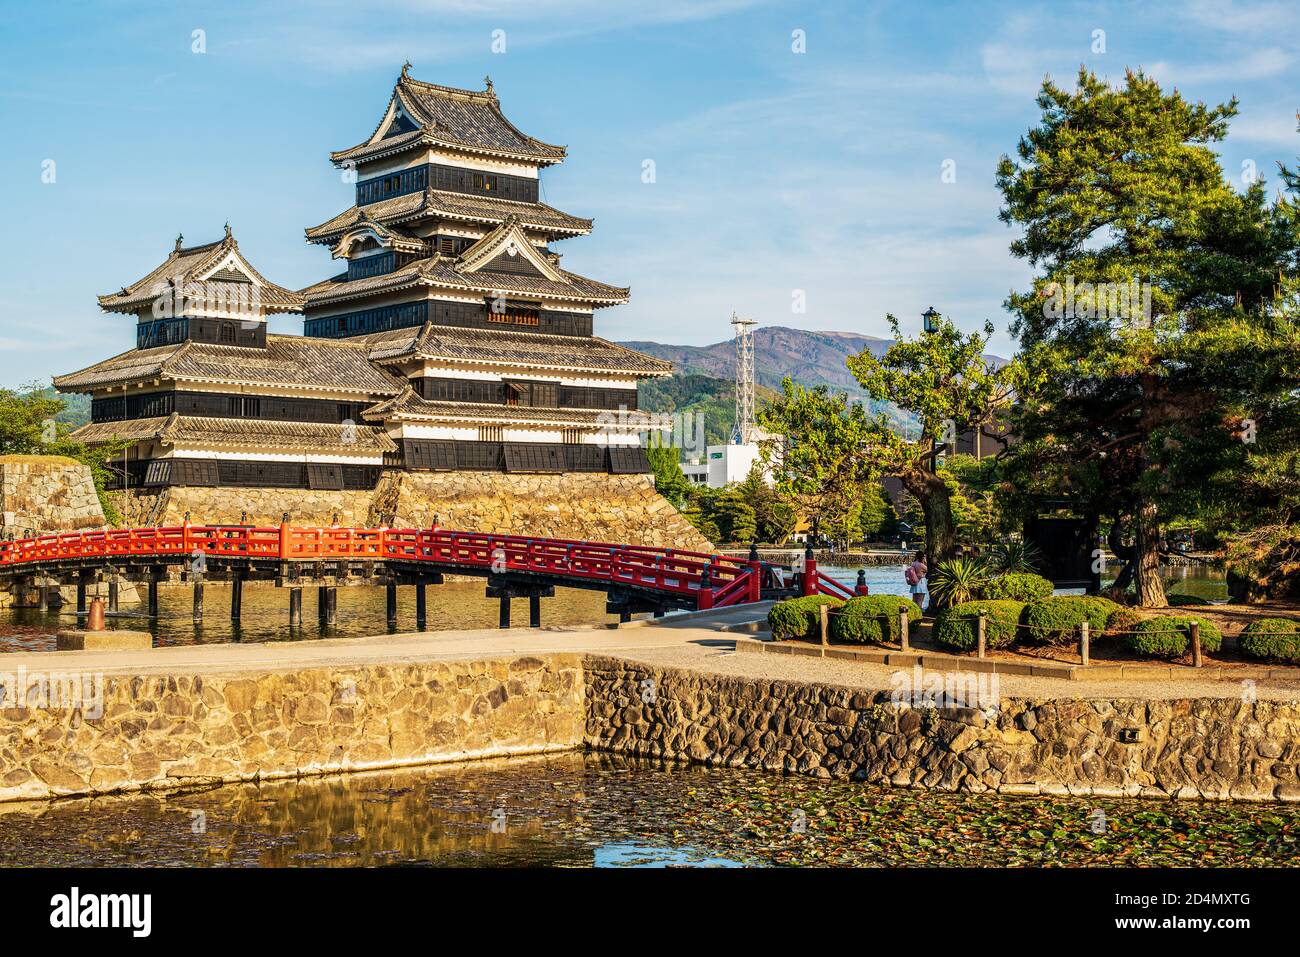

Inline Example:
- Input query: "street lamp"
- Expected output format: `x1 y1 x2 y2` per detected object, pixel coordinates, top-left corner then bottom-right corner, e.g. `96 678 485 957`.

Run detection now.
922 306 940 334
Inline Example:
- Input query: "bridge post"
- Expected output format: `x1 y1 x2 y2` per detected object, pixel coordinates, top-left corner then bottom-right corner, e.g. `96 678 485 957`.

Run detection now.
697 563 714 610
529 593 541 629
289 587 302 627
801 544 818 597
498 595 511 629
386 582 398 629
325 586 337 627
748 543 762 604
147 574 159 619
192 576 204 623
317 586 327 627
37 581 48 613
855 569 869 596
230 573 243 623
415 581 427 630
76 575 88 616
107 577 119 613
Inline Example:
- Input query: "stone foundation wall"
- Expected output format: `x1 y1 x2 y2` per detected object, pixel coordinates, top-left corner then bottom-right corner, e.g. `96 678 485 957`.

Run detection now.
0 456 105 536
0 654 583 802
583 657 1300 802
106 470 711 551
109 487 376 527
381 471 713 551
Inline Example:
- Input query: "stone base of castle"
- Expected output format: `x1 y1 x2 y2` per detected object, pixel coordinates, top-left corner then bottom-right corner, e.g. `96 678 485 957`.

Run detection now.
107 471 713 551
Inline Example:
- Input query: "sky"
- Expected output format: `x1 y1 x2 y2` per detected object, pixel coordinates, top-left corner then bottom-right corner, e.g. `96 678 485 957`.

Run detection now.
2 0 1298 387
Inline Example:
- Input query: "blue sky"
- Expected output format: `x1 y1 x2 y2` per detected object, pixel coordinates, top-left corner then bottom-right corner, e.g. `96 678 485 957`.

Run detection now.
2 0 1297 387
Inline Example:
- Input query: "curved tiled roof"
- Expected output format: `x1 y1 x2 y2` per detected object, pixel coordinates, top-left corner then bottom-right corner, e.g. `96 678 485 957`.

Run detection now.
300 253 628 308
362 388 618 428
68 413 396 454
331 70 566 166
362 322 672 377
54 336 404 394
98 229 304 314
305 189 592 244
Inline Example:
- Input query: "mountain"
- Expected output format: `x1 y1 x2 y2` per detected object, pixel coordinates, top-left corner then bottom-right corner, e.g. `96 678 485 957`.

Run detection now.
622 327 896 396
625 327 920 436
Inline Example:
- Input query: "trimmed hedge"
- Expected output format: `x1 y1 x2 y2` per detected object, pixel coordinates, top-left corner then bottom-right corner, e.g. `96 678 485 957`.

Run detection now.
1166 593 1212 607
1019 596 1123 645
1124 615 1223 658
933 600 1026 652
981 573 1053 602
1239 618 1300 663
1103 607 1144 637
767 595 844 641
829 594 923 644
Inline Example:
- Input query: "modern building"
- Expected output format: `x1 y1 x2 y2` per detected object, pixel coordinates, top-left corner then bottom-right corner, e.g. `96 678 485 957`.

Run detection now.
56 68 674 494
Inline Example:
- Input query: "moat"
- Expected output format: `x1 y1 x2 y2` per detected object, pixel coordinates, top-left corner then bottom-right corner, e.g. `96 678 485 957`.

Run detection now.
0 752 1294 867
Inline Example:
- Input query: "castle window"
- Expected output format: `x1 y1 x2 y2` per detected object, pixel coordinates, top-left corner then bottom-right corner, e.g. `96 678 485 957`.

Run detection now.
473 173 498 192
219 322 236 343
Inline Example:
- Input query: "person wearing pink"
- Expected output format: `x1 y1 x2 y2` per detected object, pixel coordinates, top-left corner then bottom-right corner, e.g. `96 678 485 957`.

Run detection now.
905 550 928 611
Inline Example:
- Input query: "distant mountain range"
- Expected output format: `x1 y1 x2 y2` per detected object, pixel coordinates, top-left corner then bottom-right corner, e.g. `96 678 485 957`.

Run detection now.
625 326 931 438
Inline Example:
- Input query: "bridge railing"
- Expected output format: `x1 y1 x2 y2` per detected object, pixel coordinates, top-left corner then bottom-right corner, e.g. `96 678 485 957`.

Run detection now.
0 524 852 609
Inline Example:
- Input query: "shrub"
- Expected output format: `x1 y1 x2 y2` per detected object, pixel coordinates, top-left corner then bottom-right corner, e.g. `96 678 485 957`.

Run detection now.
1019 596 1122 645
1166 593 1212 607
982 572 1053 602
928 556 992 609
829 594 922 644
767 595 843 641
1103 607 1144 637
1124 615 1223 658
987 540 1042 574
1239 618 1300 663
933 600 1025 652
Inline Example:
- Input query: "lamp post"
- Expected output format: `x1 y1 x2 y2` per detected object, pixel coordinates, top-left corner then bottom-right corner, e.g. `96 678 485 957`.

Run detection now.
922 307 941 574
922 305 940 334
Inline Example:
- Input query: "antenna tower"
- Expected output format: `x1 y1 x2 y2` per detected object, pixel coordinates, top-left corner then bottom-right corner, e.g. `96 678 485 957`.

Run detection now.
730 311 758 444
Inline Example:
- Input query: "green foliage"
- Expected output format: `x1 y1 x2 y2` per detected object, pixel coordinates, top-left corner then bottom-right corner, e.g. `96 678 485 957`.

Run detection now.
767 595 844 641
858 482 900 540
1104 608 1145 637
638 373 780 448
987 540 1042 574
1239 619 1300 663
757 380 880 538
1124 616 1223 657
646 445 692 510
1166 593 1212 607
928 556 992 608
829 594 922 645
933 600 1026 651
1019 596 1122 645
981 573 1053 602
845 315 1020 564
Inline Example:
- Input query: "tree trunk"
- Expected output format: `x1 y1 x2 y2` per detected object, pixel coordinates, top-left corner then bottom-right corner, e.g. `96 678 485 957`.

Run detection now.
904 469 957 567
1107 517 1135 593
1132 498 1167 608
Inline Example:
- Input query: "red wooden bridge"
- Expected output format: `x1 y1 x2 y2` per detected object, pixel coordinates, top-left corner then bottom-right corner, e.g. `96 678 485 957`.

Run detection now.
0 523 860 629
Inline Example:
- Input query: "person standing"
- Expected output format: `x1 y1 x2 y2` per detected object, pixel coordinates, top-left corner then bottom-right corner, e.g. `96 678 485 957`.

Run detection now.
905 550 928 611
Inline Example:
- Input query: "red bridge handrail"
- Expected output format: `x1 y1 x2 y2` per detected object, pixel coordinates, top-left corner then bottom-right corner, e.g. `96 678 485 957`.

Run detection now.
0 524 848 609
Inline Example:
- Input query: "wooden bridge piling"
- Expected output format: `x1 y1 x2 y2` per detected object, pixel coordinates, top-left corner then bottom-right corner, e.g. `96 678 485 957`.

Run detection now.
289 587 302 627
498 595 510 629
230 574 243 623
192 578 204 623
529 593 541 629
415 581 427 630
385 582 398 629
107 578 119 614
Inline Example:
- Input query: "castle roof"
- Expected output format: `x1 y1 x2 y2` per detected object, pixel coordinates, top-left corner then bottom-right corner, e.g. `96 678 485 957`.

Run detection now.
362 387 619 428
361 321 672 377
305 189 592 246
68 414 396 454
331 68 566 167
98 227 304 314
53 336 404 395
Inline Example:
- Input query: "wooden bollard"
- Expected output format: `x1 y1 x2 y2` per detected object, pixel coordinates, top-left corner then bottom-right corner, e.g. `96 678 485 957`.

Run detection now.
1190 621 1203 668
899 609 910 652
1079 620 1090 666
976 615 986 658
819 603 829 646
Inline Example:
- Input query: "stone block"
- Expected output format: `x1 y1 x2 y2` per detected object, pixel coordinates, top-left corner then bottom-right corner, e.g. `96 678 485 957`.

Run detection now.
56 630 153 651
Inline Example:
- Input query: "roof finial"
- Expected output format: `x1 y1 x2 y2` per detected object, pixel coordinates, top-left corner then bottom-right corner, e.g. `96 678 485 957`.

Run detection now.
174 233 183 252
401 60 412 78
484 74 494 94
223 221 231 239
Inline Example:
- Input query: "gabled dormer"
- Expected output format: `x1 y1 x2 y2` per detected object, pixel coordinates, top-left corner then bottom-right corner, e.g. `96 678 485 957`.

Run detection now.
457 215 567 283
101 226 304 350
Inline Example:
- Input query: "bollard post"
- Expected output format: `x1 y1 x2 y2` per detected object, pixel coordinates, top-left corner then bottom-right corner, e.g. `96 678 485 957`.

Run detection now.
1079 620 1090 667
977 615 986 659
819 603 829 646
1190 621 1203 668
899 609 910 652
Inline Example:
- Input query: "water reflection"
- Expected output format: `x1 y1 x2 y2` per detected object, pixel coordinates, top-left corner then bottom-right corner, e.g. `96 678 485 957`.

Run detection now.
0 579 619 652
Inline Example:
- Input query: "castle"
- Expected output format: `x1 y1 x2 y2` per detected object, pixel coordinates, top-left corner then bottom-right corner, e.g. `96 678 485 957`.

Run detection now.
54 67 709 550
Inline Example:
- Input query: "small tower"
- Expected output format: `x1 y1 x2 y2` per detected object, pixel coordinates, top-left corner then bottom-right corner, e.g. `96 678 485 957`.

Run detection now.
730 311 758 444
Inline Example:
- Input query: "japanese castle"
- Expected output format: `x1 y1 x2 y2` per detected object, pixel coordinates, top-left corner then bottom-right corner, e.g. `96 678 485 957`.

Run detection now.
56 66 670 493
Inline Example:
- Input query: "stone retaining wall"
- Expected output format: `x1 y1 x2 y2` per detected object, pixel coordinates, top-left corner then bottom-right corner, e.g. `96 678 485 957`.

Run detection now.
0 654 583 802
583 656 1300 802
0 456 105 536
